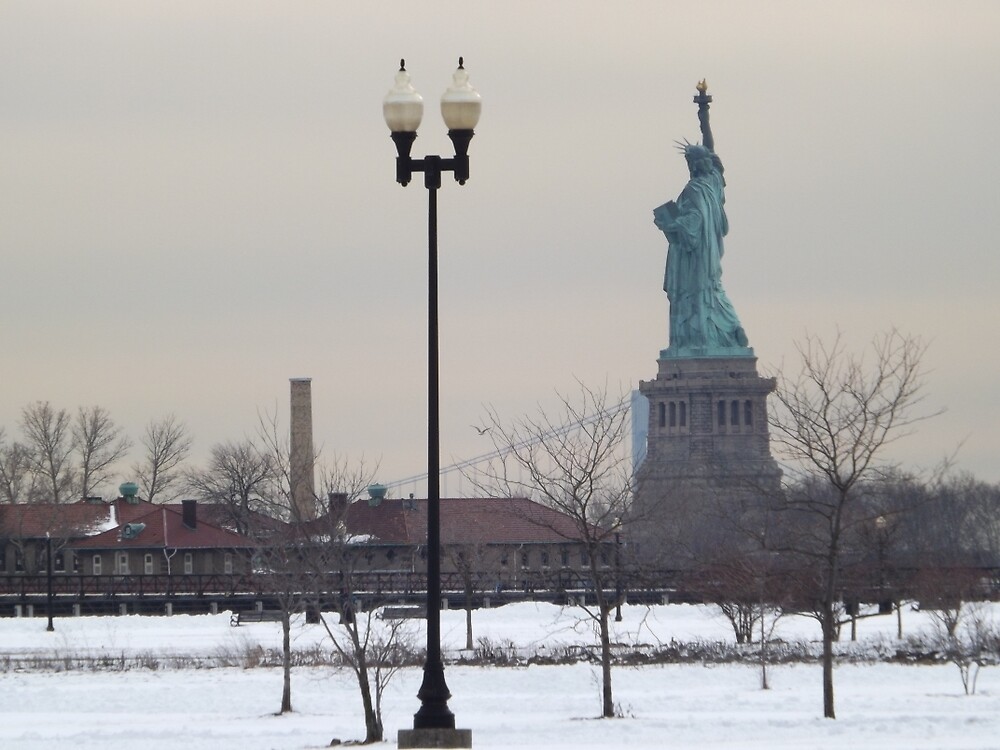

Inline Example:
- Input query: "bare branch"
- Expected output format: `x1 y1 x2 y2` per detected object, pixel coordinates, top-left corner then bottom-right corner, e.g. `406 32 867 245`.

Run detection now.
20 401 76 503
132 414 192 503
73 405 132 500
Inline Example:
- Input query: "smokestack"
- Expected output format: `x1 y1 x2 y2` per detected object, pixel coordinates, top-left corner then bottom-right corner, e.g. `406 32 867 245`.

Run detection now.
289 377 316 521
182 499 197 529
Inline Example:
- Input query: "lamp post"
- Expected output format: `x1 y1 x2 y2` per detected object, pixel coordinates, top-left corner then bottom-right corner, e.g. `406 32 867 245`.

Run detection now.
45 532 54 632
384 58 480 748
614 530 623 623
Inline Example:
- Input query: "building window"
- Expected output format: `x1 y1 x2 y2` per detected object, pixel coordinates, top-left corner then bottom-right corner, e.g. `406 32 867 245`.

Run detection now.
144 554 154 575
93 555 102 576
224 553 233 575
744 400 753 427
116 552 129 575
560 548 570 567
520 552 530 569
72 554 80 573
0 549 5 572
54 552 65 573
540 550 550 567
718 401 726 427
15 551 24 573
500 552 508 568
668 402 677 427
731 400 739 426
657 402 665 428
679 401 687 427
580 551 590 568
183 552 193 575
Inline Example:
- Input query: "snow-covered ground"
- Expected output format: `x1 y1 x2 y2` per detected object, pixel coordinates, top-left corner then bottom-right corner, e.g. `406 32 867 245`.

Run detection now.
1 602 997 749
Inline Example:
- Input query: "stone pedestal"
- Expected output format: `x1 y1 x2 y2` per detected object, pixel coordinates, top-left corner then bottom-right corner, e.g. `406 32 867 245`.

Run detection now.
397 728 473 749
634 354 781 563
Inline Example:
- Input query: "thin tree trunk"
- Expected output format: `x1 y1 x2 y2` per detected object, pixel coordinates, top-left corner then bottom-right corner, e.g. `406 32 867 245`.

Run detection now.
599 608 614 718
821 531 841 719
760 603 769 690
351 626 382 743
465 583 474 651
358 662 381 742
280 611 292 714
822 602 836 719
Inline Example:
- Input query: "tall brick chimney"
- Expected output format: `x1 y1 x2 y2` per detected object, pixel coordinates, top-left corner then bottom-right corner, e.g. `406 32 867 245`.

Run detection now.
289 378 316 521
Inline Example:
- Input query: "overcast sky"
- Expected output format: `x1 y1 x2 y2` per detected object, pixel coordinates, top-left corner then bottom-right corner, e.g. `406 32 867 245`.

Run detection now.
3 1 999 498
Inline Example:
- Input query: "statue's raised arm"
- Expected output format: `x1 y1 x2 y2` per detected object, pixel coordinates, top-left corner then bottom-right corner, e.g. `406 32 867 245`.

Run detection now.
652 81 749 357
694 79 715 152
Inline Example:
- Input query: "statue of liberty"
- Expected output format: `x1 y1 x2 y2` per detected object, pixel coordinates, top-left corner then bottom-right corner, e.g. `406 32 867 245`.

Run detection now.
653 81 750 357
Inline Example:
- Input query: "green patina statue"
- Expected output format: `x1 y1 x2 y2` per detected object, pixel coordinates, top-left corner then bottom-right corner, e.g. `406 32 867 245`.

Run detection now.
654 81 751 358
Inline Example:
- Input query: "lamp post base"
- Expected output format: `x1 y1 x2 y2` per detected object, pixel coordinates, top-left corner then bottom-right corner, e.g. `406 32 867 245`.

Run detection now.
398 728 472 749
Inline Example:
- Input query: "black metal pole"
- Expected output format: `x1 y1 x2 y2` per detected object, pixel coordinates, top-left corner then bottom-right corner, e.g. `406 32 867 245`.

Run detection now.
614 531 622 622
389 116 474 739
413 159 455 730
45 534 54 632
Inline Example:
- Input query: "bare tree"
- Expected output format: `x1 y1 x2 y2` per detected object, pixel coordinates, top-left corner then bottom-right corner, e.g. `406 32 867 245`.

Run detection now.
249 528 309 715
20 401 76 503
183 440 278 533
767 329 934 719
913 565 984 638
133 414 192 503
194 406 389 726
444 542 493 650
924 601 1000 696
317 599 417 743
475 383 632 718
73 405 131 500
0 429 37 504
303 454 396 742
696 551 789 647
285 482 403 743
233 413 310 717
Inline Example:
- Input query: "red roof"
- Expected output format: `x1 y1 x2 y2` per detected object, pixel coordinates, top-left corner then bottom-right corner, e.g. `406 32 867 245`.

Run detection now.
0 502 116 540
70 504 254 551
338 497 586 545
0 497 209 540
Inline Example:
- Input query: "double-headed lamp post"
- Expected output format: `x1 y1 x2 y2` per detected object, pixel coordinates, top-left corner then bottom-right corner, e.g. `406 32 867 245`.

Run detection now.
384 59 480 747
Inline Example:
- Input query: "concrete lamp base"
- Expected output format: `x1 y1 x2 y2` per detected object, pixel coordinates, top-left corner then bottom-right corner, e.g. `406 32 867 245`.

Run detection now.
397 728 473 749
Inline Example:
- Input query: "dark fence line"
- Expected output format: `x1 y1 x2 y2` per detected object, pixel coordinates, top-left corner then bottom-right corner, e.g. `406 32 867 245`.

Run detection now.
0 568 639 601
3 565 997 608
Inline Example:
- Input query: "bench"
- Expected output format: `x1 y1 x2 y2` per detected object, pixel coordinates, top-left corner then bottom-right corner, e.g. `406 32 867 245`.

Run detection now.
230 610 285 627
378 606 426 620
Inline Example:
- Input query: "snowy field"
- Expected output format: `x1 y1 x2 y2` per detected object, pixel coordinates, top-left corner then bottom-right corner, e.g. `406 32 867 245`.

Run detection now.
1 602 998 749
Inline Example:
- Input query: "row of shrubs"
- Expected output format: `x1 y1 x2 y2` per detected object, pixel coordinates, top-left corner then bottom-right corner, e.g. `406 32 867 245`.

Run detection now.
2 632 995 674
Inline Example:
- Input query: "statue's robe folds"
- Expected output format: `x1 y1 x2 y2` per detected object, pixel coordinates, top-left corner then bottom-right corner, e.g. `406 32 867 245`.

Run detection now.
654 165 747 353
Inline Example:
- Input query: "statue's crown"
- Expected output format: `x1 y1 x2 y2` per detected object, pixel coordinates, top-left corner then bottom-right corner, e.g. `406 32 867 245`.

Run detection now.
675 140 710 160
